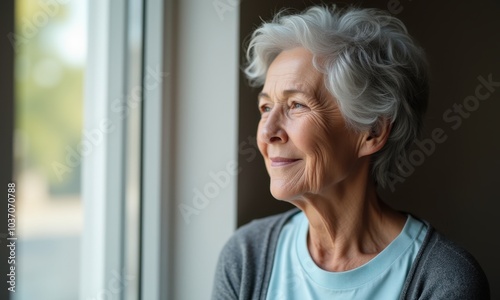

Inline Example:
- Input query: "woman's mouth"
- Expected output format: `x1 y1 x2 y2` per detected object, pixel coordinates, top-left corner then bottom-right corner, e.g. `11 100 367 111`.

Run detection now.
270 157 301 167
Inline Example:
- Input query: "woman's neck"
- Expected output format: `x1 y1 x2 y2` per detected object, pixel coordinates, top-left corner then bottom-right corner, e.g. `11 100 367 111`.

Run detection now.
292 162 406 272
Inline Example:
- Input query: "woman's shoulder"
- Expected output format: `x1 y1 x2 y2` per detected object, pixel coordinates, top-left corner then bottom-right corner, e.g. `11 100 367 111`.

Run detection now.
212 208 300 300
223 208 300 252
403 225 490 299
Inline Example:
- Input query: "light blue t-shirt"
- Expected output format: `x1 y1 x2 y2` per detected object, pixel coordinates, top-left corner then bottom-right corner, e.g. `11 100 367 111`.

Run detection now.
266 212 428 300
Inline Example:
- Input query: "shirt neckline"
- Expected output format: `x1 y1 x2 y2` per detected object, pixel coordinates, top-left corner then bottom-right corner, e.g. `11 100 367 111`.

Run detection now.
295 212 425 290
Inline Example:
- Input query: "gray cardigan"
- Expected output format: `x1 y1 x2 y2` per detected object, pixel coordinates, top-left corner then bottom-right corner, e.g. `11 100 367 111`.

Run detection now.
212 209 490 299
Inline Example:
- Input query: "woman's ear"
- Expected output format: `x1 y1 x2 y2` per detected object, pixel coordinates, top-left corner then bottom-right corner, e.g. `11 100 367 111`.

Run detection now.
358 119 391 158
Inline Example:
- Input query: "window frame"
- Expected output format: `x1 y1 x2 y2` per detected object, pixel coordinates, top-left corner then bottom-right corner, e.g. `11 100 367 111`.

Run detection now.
139 0 173 298
81 0 240 298
80 0 128 299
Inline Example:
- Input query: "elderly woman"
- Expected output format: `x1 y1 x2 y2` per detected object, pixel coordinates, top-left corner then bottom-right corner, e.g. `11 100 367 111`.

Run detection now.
212 6 489 299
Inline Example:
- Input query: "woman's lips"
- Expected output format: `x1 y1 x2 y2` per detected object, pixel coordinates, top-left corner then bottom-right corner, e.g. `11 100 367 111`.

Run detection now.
270 157 301 167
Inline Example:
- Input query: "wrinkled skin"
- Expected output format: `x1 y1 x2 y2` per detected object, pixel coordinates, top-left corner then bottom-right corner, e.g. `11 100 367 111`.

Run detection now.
257 48 365 201
256 47 406 272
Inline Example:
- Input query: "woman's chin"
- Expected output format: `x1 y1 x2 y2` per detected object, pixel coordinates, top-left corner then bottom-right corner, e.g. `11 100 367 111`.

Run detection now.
270 185 300 202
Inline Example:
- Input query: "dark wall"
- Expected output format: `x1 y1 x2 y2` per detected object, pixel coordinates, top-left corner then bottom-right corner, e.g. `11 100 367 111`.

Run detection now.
237 0 500 298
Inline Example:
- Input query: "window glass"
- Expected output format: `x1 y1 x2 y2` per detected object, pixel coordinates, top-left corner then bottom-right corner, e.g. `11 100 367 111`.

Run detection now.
14 0 87 299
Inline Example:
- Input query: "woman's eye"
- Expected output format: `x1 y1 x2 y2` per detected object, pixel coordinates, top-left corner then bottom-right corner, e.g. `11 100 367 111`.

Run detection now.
260 105 271 113
292 102 305 109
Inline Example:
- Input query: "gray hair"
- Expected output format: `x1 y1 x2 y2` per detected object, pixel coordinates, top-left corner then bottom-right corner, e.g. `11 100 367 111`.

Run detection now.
244 5 429 188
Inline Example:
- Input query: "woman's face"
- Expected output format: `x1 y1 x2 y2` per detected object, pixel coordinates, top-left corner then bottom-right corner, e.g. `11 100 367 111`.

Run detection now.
257 47 365 201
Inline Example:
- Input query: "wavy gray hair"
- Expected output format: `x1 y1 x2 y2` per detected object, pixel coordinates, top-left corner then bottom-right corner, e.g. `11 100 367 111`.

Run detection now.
244 5 429 188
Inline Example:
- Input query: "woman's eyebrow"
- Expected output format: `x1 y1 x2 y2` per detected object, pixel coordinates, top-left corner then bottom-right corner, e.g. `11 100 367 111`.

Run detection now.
258 89 312 101
283 89 313 98
258 92 270 100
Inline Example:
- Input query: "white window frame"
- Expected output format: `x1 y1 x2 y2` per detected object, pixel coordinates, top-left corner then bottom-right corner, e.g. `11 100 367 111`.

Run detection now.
140 0 172 298
81 0 240 299
80 0 127 299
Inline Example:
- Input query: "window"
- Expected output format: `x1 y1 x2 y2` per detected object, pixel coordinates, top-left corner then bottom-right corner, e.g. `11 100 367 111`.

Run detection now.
7 0 240 299
13 0 87 299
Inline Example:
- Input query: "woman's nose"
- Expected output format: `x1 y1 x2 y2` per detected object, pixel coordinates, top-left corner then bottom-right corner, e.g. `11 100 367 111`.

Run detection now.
259 108 288 144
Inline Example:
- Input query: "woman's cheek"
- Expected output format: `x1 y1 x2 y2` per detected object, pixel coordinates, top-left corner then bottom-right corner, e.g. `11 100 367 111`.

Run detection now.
301 116 335 193
256 123 268 157
304 138 335 193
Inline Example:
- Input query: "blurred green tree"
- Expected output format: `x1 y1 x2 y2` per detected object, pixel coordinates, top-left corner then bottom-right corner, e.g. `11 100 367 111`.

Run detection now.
15 0 84 195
